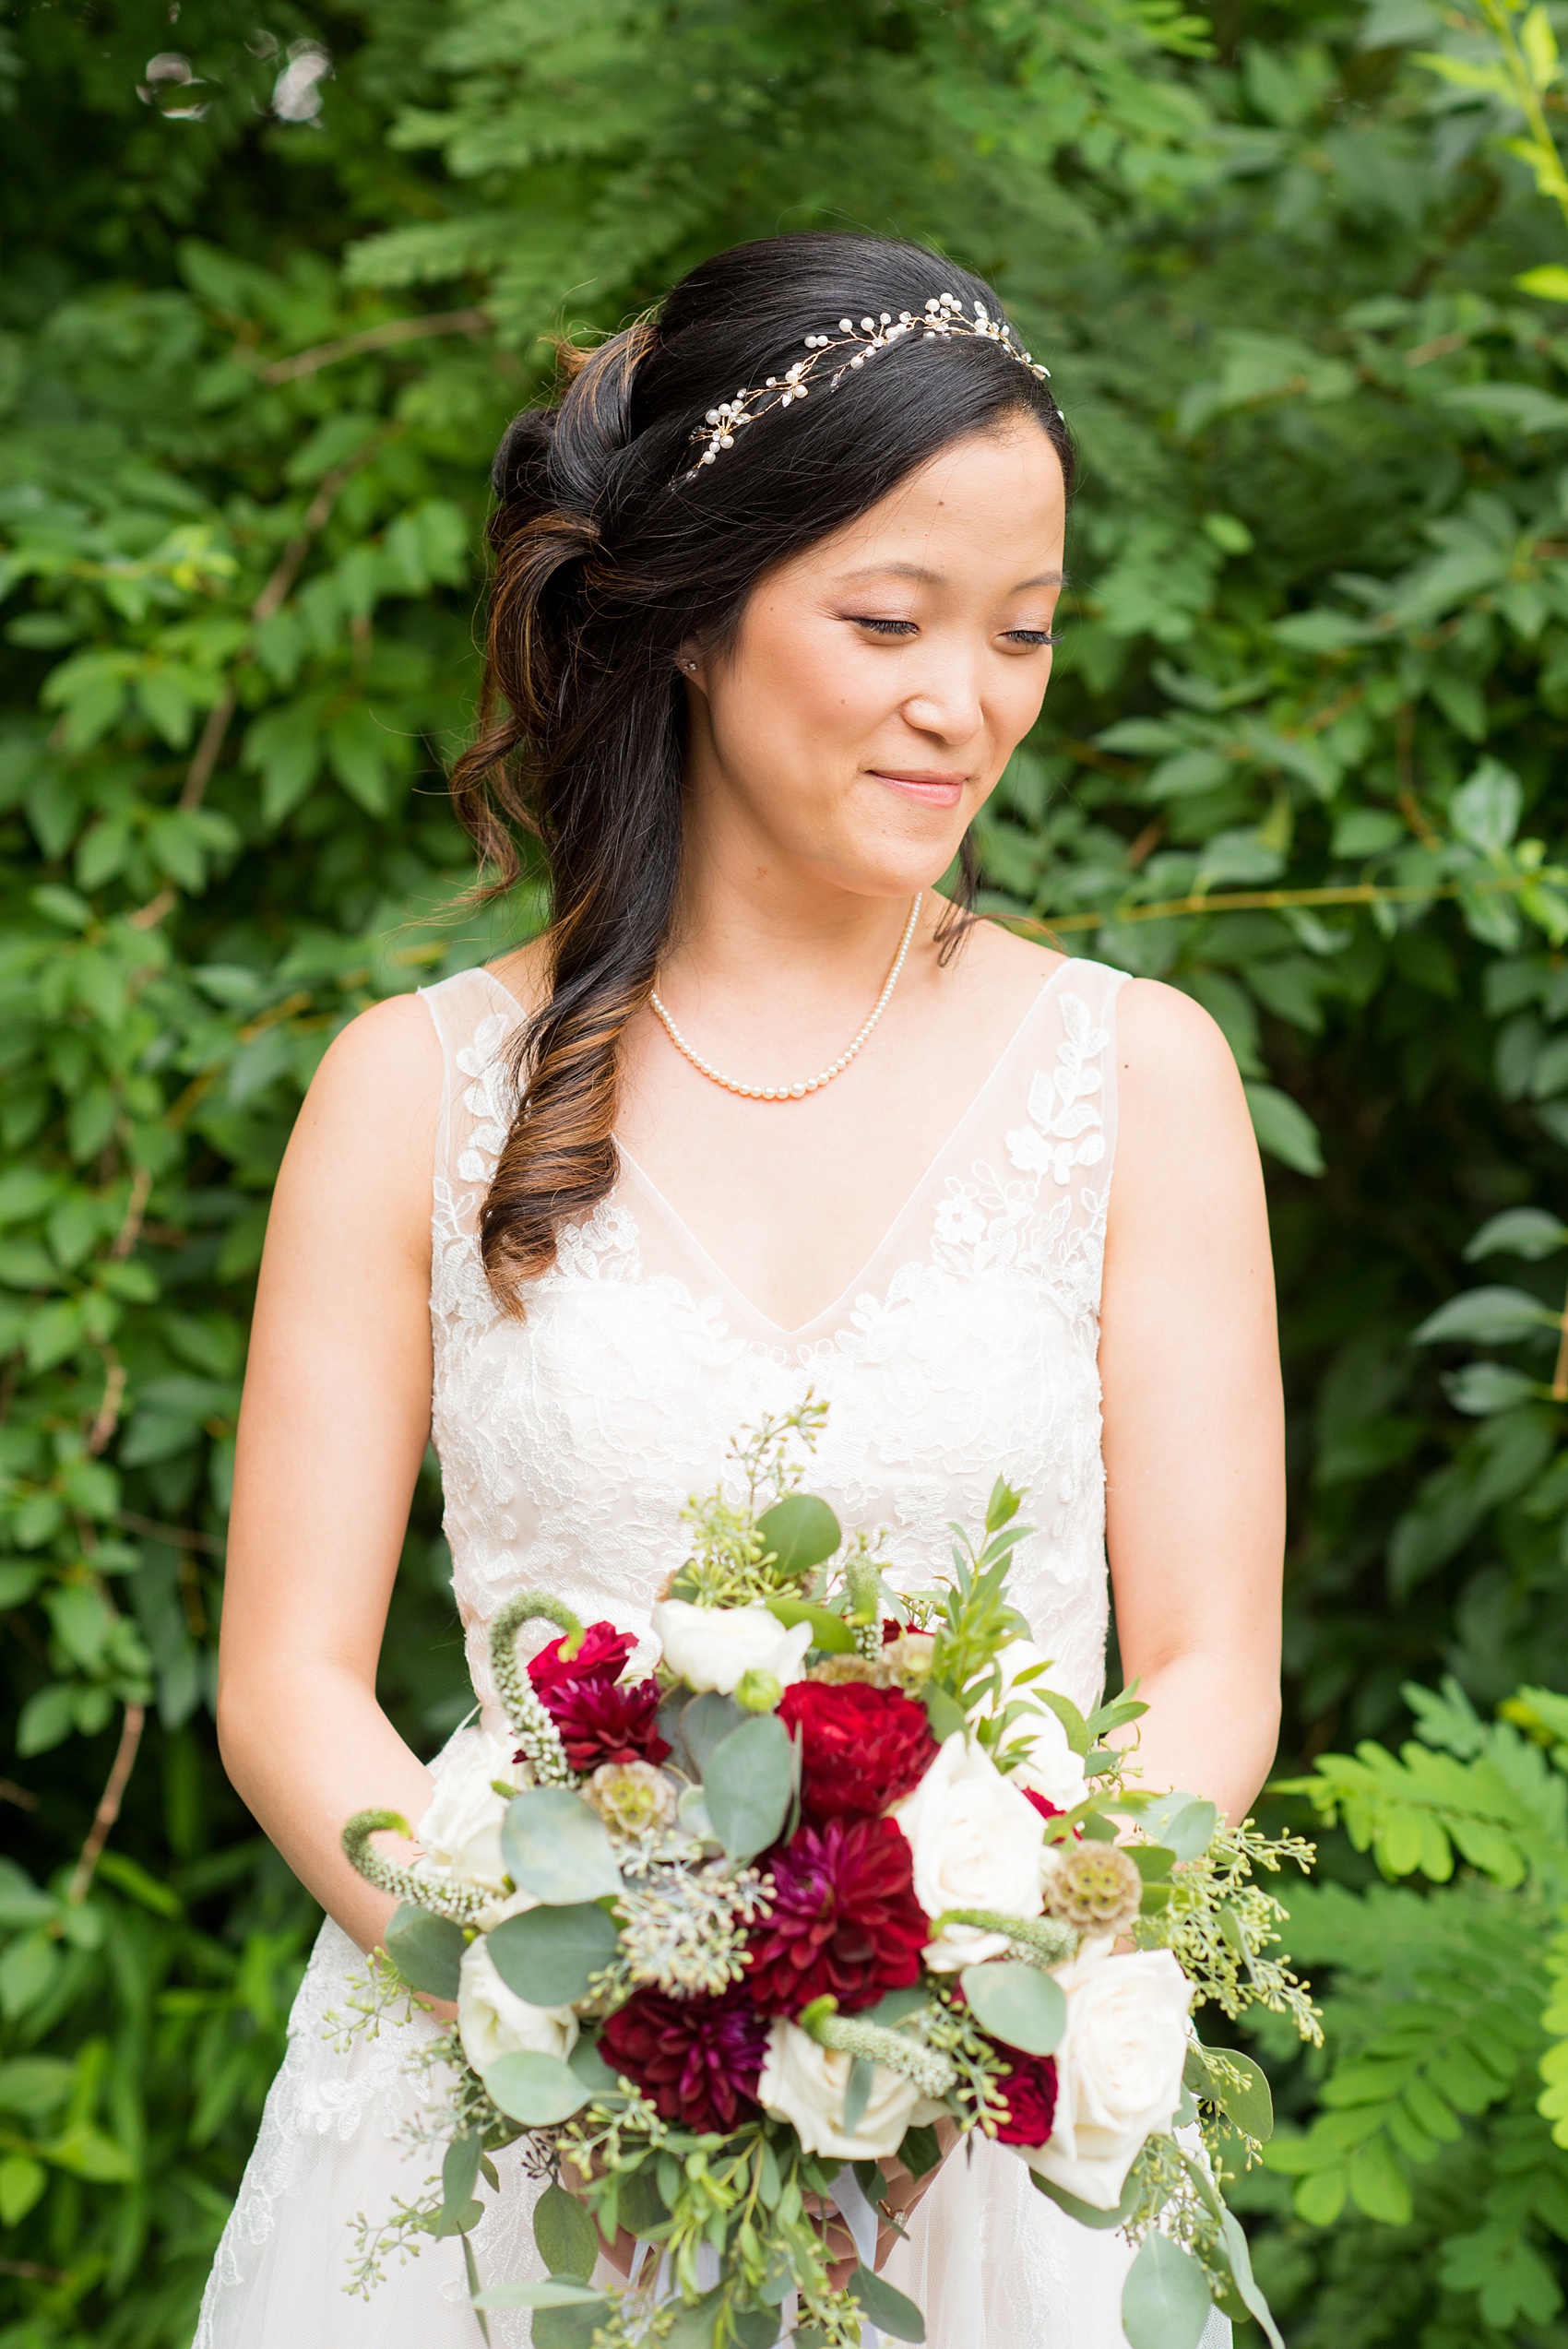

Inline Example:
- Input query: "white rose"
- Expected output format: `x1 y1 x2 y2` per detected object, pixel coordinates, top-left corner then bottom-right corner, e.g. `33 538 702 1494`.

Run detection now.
651 1598 811 1696
892 1732 1046 1970
1022 1948 1193 2209
457 1940 580 2075
415 1732 519 1892
989 1641 1089 1815
757 2021 930 2160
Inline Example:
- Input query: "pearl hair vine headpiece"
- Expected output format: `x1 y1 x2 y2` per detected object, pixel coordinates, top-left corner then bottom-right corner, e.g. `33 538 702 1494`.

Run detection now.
678 291 1052 482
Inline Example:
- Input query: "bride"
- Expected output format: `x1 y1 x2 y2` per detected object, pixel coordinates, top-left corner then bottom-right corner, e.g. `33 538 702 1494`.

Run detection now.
198 231 1282 2347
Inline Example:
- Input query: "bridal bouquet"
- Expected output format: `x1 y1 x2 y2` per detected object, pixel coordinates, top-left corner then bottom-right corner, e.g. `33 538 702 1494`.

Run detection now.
343 1405 1315 2349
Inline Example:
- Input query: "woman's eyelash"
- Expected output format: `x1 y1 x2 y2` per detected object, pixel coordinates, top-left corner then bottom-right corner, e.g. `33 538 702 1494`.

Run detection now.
848 617 1061 647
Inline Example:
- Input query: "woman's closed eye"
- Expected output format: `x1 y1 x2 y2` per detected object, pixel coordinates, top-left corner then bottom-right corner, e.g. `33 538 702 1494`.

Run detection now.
1004 627 1061 647
848 614 919 637
846 614 1060 647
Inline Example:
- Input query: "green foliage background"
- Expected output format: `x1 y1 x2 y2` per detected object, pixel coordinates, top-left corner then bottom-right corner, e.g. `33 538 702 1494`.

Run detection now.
7 0 1568 2338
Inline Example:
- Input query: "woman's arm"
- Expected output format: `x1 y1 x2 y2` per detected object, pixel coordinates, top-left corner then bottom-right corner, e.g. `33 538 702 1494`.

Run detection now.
1099 980 1285 1826
216 994 445 1954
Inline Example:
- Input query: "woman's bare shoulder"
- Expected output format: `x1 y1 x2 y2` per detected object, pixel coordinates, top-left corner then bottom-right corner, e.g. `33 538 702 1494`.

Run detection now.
1112 976 1258 1180
279 993 445 1244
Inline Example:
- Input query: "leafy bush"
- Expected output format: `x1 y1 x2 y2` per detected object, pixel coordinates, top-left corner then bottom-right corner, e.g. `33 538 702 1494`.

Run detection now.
8 0 1568 2339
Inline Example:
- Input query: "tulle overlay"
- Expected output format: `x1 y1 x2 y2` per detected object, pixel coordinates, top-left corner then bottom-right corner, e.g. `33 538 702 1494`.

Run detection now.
196 956 1230 2348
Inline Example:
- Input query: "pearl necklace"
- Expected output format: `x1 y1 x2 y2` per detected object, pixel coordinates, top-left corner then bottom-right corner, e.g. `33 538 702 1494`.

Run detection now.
649 895 922 1101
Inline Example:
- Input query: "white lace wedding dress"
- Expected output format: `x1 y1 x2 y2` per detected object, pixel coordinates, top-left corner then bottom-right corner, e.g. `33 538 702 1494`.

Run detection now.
195 955 1229 2349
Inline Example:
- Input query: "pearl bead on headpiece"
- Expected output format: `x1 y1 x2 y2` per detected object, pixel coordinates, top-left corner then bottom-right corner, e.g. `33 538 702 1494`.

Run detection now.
677 292 1053 483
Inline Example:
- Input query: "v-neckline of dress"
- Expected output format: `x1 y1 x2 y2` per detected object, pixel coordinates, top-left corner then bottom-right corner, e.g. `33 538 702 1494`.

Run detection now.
478 958 1073 1340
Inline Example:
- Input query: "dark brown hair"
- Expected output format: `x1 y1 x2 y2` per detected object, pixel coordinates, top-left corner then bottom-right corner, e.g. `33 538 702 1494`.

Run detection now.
451 232 1073 1303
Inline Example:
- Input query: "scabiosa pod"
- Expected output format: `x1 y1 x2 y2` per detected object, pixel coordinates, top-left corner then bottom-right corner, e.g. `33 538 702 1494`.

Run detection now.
341 1809 490 1922
797 1994 958 2098
487 1592 579 1785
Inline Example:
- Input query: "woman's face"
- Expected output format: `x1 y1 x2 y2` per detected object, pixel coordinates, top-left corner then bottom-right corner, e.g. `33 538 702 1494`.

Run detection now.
683 418 1066 907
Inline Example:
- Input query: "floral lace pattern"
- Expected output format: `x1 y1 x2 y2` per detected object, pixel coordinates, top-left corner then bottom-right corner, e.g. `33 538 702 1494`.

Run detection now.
194 951 1220 2349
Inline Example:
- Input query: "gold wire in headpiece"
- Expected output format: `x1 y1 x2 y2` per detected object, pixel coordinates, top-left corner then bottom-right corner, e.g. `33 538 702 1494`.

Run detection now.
677 291 1053 483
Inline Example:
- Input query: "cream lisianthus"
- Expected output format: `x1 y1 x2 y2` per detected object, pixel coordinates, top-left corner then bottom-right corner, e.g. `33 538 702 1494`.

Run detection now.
415 1731 519 1893
1021 1947 1192 2209
892 1731 1047 1969
988 1640 1089 1815
651 1598 811 1696
457 1940 579 2076
756 2021 937 2160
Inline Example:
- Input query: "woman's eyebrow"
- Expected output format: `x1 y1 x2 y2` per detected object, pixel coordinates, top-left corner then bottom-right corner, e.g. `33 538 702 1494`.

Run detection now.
833 562 1065 589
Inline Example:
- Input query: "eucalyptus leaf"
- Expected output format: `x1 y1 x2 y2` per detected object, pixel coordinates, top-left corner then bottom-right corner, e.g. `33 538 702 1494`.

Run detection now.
533 2181 598 2280
1029 1686 1090 1757
483 2050 590 2127
533 2309 609 2349
661 2287 721 2347
1029 2168 1140 2230
850 2263 926 2343
1128 1844 1176 1880
1192 2045 1274 2141
897 2123 944 2180
501 1788 622 1904
384 1904 466 2001
756 1491 841 1576
1219 2211 1286 2348
471 2278 605 2309
843 2055 875 2136
487 1901 620 2005
1120 2232 1215 2349
618 2164 669 2235
441 2132 482 2227
766 1594 856 1653
959 1961 1067 2056
683 1691 743 1776
703 1712 793 1861
567 2033 622 2096
1131 1791 1219 1861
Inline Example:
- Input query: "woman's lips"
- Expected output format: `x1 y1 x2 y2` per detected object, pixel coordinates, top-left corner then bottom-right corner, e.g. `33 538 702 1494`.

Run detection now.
869 770 966 809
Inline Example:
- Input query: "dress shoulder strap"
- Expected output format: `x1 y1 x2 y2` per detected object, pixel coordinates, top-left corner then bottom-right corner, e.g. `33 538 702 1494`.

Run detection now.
417 966 523 1243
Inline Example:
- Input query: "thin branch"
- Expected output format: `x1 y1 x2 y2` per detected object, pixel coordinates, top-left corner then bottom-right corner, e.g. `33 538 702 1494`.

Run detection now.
259 307 490 384
113 1510 225 1554
87 1353 127 1458
1030 870 1542 936
66 1701 146 1904
0 1778 38 1810
110 1165 152 1259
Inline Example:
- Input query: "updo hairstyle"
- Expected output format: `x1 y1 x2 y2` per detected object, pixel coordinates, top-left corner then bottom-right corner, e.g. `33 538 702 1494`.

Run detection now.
451 231 1073 1303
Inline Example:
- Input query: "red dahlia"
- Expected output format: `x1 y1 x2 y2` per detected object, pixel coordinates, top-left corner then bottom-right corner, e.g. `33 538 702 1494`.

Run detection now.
1022 1787 1063 1822
528 1621 636 1697
524 1620 670 1770
745 1815 928 2017
778 1680 936 1821
993 2049 1058 2147
599 1987 768 2133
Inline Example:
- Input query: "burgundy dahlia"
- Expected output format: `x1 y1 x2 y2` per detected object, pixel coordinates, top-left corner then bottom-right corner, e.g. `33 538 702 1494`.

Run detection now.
599 1987 768 2133
745 1815 928 2017
524 1620 670 1771
993 2049 1059 2147
777 1680 936 1821
1022 1787 1063 1823
528 1621 636 1698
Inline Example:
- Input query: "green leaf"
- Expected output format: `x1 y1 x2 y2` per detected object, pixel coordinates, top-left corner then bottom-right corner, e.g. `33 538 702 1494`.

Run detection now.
1347 2132 1412 2224
0 2153 47 2225
1243 1082 1324 1175
959 1961 1067 2056
755 1491 842 1577
1131 1792 1220 1860
533 2180 599 2279
384 1904 466 2001
1121 2232 1215 2349
502 1788 623 1904
486 1902 620 2006
683 1691 743 1775
482 2050 590 2128
897 2123 944 2180
471 2278 604 2309
923 1684 968 1742
843 2055 875 2135
1466 1206 1568 1261
1413 1287 1558 1346
566 2032 622 2096
1517 265 1568 302
1191 2046 1274 2141
1218 2211 1286 2348
766 1595 856 1653
441 2133 482 2229
702 1711 793 1862
850 2264 926 2343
